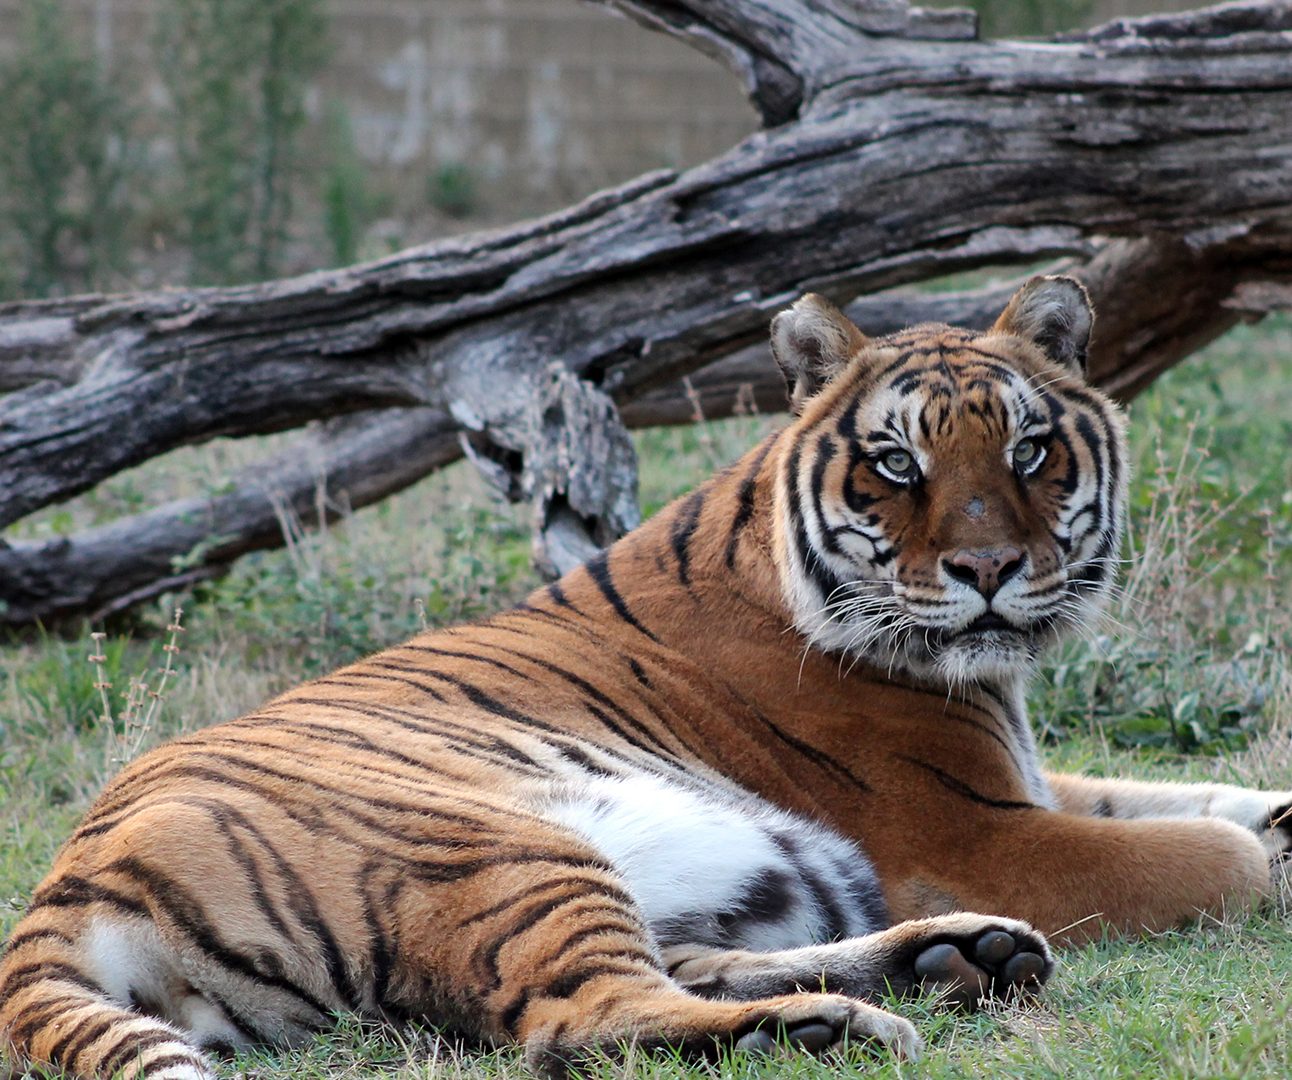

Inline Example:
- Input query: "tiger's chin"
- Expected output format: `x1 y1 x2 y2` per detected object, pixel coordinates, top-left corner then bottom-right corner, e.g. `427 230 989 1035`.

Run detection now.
846 621 1048 690
929 631 1038 688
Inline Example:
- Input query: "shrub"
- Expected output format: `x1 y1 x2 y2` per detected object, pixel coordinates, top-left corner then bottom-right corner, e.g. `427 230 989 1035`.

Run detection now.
154 0 328 283
0 0 135 297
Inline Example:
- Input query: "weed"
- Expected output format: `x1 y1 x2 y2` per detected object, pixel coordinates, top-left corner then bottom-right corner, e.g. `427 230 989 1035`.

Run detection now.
90 608 185 772
429 162 479 219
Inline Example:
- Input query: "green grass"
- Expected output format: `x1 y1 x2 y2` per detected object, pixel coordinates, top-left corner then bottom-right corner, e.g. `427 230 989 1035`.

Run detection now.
2 318 1291 1078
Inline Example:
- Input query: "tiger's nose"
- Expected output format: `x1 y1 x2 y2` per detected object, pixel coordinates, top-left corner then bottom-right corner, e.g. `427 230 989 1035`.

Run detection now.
943 546 1024 597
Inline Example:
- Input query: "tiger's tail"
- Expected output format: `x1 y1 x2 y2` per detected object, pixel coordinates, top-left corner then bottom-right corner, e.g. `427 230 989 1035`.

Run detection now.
0 919 213 1080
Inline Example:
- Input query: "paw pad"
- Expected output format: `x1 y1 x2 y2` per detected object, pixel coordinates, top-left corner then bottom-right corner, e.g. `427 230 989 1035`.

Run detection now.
913 927 1049 1010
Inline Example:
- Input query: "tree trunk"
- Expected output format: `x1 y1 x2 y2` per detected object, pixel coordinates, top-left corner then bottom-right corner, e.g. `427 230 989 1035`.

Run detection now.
3 0 1292 626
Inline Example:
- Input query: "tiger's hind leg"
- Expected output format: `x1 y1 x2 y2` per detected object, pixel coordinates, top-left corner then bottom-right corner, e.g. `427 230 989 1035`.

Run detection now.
664 912 1053 1012
373 817 921 1075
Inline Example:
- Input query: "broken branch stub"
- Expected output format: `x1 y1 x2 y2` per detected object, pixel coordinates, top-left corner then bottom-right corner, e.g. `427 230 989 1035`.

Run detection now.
459 363 640 579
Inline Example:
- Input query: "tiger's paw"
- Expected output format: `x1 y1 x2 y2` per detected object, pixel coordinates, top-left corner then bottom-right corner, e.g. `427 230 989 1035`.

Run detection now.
890 913 1053 1010
1211 789 1292 862
732 994 921 1061
1264 798 1292 862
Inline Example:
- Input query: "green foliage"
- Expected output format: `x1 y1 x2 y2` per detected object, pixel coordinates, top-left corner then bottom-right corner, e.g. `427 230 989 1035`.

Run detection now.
428 162 479 219
0 0 135 297
320 103 377 266
964 0 1095 38
6 630 131 736
155 0 328 283
1036 631 1273 754
1028 317 1292 752
201 495 532 676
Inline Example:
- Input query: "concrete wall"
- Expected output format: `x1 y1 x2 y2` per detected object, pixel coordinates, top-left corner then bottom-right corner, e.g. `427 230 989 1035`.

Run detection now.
0 0 1196 226
0 0 758 223
323 1 757 216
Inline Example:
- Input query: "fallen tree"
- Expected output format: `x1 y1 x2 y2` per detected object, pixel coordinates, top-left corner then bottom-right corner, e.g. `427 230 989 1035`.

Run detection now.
3 0 1292 626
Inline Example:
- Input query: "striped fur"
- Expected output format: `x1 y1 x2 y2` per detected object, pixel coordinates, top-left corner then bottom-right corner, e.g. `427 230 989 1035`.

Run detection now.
3 277 1288 1079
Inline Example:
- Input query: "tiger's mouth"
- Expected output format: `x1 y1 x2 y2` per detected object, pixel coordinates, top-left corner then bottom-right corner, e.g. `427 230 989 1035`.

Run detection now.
927 611 1032 647
959 613 1017 635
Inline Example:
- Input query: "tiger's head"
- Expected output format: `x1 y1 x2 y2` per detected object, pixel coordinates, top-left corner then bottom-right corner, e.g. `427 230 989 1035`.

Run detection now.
769 276 1128 688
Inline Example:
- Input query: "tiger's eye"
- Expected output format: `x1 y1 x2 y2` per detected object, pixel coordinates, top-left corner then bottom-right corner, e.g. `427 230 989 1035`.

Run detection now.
882 449 915 477
1013 436 1046 474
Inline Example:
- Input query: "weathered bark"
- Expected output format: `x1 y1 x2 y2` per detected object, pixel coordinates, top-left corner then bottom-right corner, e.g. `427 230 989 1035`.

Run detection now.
4 231 1287 628
4 0 1292 626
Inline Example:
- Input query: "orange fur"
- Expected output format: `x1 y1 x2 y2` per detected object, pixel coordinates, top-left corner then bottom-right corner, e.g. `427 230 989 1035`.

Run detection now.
3 278 1286 1079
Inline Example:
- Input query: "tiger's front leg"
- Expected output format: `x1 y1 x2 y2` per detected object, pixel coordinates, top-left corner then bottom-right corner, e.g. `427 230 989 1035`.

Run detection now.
1045 772 1292 861
881 800 1274 944
663 911 1053 1013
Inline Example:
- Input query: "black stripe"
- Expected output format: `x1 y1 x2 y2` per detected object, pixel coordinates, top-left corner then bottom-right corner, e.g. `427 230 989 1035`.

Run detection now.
137 1051 206 1074
541 960 647 1002
725 435 776 569
313 669 447 703
1 927 75 955
808 434 840 554
0 960 102 999
474 895 635 995
554 742 618 776
770 832 847 942
459 876 635 929
480 643 678 759
745 707 871 794
542 919 643 966
895 754 1037 811
209 799 359 1009
785 436 847 605
546 581 575 611
670 489 706 588
361 865 396 1007
937 706 1026 778
134 746 500 833
627 658 652 690
96 1030 173 1080
3 991 99 1047
396 644 538 682
278 696 545 770
48 1014 117 1072
27 877 149 919
106 855 334 1018
584 551 657 642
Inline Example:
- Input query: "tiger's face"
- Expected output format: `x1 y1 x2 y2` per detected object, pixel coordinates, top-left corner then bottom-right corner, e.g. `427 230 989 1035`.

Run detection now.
770 277 1128 688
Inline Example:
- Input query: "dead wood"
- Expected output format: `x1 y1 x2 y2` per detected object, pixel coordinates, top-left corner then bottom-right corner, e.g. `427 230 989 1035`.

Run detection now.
4 0 1292 626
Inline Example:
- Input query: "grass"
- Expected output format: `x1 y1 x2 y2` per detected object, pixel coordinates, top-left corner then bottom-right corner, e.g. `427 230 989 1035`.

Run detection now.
2 317 1291 1078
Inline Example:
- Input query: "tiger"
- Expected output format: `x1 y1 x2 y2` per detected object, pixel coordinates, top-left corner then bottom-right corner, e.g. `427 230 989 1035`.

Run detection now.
3 276 1290 1080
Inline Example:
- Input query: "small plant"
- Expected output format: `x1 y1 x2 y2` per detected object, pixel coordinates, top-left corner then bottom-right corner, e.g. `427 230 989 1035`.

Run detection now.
428 162 478 219
321 102 376 266
89 607 186 770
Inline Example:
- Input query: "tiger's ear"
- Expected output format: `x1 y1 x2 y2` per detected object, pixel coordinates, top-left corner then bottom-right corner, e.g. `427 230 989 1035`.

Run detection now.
770 294 869 415
991 275 1093 375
